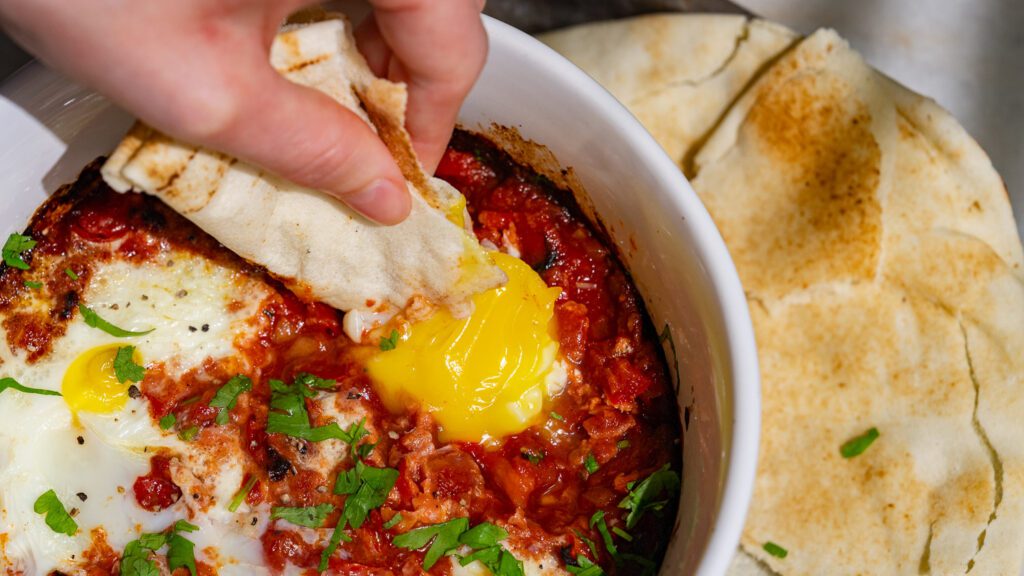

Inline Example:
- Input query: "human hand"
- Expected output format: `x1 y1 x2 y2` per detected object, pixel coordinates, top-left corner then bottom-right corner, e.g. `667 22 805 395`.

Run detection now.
0 0 488 224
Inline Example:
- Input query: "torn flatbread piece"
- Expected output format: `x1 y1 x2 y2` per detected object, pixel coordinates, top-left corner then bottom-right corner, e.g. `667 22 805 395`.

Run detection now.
102 18 506 341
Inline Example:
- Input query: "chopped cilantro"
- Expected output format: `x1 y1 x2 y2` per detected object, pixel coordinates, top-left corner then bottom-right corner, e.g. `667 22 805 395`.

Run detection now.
266 376 353 442
584 453 600 475
522 448 544 465
228 475 258 512
178 425 199 442
763 541 788 558
209 375 252 425
159 413 176 430
0 376 60 397
393 517 469 570
611 526 632 541
113 346 145 383
64 268 79 280
120 520 198 576
271 503 335 528
24 280 42 290
566 555 604 576
589 510 617 558
33 489 77 536
294 372 336 390
3 233 35 270
379 329 399 351
382 512 403 530
458 522 507 549
618 464 680 530
573 529 599 559
840 427 879 458
550 411 565 422
616 439 630 450
79 305 154 337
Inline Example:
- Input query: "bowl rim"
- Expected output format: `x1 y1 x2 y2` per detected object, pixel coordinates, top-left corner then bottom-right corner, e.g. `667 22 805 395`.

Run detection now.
482 16 761 576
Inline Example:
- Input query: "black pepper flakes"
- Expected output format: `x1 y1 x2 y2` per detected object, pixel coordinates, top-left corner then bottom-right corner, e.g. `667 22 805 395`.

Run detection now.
76 492 88 501
76 436 84 445
201 324 209 332
188 326 197 333
127 385 141 399
175 289 188 298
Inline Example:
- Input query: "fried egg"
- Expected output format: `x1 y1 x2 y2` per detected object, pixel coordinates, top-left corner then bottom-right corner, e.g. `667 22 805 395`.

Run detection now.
0 252 269 574
367 252 568 442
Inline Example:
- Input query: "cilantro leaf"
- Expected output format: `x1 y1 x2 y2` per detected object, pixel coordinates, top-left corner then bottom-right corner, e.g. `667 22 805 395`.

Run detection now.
566 555 604 576
65 268 79 280
113 346 145 383
840 427 879 458
379 329 399 351
24 280 42 290
458 522 507 549
271 504 335 528
0 376 61 397
228 475 258 512
209 375 252 425
166 533 197 576
550 411 565 422
3 233 35 270
294 372 336 390
618 464 680 529
120 540 160 576
383 513 403 530
589 511 617 558
573 529 599 558
159 413 176 430
763 541 788 558
79 305 154 337
393 517 469 570
460 546 502 567
584 453 599 475
611 526 632 541
33 489 77 536
178 425 199 442
173 520 199 533
266 377 354 442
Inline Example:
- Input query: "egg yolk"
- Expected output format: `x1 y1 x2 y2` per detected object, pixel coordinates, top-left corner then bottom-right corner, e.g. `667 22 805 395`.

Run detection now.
63 344 140 414
367 252 562 442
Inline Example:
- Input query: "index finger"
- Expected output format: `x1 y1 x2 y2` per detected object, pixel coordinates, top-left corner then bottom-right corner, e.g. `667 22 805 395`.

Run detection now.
364 0 487 172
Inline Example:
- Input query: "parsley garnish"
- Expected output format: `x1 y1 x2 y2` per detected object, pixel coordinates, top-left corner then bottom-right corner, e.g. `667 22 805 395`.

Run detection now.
840 427 879 458
319 423 398 571
113 346 145 383
393 518 469 570
3 233 35 270
24 280 42 290
209 375 252 425
383 512 403 530
584 453 599 475
159 413 176 430
379 329 399 351
0 376 60 397
120 520 199 576
294 372 336 390
178 425 199 442
271 503 335 528
589 511 617 558
763 541 788 558
618 464 680 530
266 376 352 442
566 555 604 575
228 475 258 512
522 448 544 465
79 305 154 337
65 268 79 280
33 489 77 536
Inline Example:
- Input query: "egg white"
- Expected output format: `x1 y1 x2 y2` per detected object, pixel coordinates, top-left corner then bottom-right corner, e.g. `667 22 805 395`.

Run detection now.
0 253 270 574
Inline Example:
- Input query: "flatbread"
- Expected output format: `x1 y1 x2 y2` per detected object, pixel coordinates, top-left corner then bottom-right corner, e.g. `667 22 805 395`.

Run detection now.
544 15 1024 576
102 18 506 340
539 14 798 171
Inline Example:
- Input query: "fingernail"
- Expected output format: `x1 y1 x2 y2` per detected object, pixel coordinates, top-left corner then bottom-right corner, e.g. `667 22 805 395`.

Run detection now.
344 179 411 225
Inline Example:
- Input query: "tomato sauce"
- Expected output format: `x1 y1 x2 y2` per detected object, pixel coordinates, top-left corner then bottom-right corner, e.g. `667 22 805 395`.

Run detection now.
1 131 681 575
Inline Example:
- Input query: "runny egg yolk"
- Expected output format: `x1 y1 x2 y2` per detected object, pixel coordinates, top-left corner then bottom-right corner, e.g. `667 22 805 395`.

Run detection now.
367 252 562 442
63 344 140 414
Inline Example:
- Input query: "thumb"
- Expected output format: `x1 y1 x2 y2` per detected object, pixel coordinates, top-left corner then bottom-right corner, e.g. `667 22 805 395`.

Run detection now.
201 66 412 225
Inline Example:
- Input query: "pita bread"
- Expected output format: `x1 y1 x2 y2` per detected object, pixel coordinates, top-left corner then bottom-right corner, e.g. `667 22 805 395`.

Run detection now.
544 16 1024 576
539 14 798 171
102 18 505 340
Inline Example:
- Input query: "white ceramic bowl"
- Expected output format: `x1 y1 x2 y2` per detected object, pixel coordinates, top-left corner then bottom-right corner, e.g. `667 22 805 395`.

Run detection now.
0 16 759 576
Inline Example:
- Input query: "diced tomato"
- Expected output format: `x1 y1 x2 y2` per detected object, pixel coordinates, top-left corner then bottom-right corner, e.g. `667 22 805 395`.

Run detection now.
133 455 182 511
